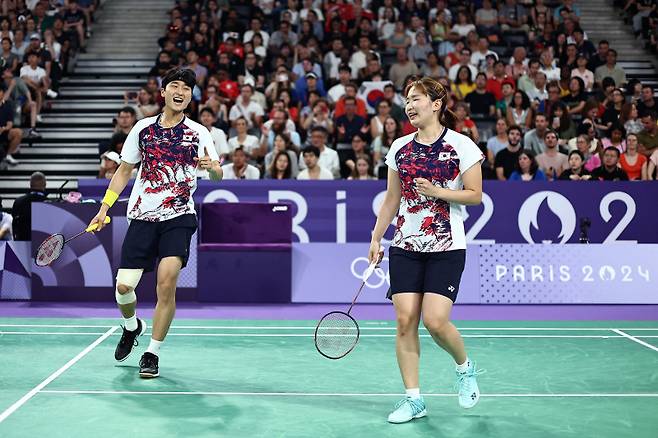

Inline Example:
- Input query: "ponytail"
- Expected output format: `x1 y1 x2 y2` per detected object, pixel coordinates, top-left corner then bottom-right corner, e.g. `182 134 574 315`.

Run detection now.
440 108 458 131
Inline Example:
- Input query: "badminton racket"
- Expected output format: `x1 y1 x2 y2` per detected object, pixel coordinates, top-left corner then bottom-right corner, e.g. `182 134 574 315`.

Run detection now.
314 248 385 360
35 216 111 267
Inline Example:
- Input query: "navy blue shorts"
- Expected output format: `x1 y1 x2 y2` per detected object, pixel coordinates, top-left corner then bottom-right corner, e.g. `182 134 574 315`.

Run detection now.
120 214 197 272
387 247 466 302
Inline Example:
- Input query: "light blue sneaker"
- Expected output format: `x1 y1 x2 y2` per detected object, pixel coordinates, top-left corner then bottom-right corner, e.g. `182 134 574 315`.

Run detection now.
456 361 484 409
387 396 427 423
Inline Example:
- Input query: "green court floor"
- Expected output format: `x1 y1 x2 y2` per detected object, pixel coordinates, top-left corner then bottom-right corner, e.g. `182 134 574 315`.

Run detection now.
1 318 657 437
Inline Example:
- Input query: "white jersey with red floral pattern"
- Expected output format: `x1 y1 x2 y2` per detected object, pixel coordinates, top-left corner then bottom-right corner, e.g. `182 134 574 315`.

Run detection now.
385 129 484 252
120 114 217 222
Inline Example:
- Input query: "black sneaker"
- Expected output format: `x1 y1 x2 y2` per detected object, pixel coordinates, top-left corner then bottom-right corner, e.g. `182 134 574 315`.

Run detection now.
114 318 147 362
139 352 159 378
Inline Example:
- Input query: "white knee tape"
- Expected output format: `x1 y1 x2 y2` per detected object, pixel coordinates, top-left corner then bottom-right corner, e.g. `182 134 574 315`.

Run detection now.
116 288 136 305
115 269 143 304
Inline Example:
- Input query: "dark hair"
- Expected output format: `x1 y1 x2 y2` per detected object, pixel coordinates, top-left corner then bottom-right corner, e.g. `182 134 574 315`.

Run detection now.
607 122 625 138
199 107 216 117
516 149 539 176
569 150 584 161
403 77 457 130
118 106 136 117
604 146 621 157
454 66 473 85
269 151 292 179
543 129 559 140
302 145 321 158
161 67 196 89
510 90 530 110
507 125 523 136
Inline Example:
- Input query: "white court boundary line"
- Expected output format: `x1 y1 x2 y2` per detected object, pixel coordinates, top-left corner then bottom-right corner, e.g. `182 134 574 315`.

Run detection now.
1 324 658 331
3 331 658 339
37 390 658 398
0 326 117 424
612 329 658 353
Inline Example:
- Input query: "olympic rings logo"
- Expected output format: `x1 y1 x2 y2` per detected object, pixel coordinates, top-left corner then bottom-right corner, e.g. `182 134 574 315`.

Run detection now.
350 257 390 288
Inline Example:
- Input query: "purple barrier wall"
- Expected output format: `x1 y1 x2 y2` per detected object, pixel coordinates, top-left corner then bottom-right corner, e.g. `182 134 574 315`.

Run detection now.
292 243 658 304
78 180 658 244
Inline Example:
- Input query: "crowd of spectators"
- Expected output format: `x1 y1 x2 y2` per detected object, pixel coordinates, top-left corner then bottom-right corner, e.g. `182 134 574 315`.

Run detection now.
0 0 95 168
106 0 658 182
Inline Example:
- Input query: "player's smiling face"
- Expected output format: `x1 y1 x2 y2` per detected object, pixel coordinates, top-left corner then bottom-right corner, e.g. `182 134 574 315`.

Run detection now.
162 80 192 113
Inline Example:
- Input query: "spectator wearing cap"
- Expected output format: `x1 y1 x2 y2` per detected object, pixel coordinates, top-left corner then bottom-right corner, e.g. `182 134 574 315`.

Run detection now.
295 71 327 108
448 47 478 82
327 64 352 104
571 52 594 91
594 49 626 88
389 48 420 90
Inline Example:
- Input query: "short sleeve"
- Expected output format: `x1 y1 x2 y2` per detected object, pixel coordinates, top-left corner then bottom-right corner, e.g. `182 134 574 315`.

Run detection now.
120 120 145 164
457 135 485 174
199 127 219 161
384 147 398 171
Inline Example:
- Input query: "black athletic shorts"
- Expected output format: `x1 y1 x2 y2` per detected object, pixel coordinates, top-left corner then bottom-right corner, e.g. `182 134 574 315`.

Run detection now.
120 214 197 272
387 246 466 302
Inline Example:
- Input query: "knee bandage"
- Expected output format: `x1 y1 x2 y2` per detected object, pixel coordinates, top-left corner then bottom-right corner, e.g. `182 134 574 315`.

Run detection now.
115 269 143 305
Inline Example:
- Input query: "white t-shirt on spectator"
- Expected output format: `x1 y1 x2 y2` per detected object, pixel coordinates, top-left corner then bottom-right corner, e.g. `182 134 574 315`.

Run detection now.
20 65 47 83
296 167 334 180
243 30 270 47
228 99 264 129
221 163 261 180
298 146 340 178
228 134 260 155
448 63 478 82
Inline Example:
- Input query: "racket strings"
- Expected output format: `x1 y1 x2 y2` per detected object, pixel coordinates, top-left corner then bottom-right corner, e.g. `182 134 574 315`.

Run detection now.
36 235 64 266
315 312 359 359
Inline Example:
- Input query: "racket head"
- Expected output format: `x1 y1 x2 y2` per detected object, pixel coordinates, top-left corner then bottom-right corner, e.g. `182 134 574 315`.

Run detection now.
314 311 360 360
35 233 65 267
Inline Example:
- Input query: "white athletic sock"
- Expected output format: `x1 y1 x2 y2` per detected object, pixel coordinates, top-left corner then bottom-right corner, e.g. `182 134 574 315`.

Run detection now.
146 338 163 356
456 358 471 373
405 388 421 399
124 315 138 331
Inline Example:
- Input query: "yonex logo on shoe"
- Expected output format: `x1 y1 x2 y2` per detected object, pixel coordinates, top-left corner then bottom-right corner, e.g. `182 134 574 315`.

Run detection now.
448 285 455 292
471 393 477 400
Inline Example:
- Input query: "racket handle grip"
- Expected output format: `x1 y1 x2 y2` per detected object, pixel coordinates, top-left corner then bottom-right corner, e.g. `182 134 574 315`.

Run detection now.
86 216 111 232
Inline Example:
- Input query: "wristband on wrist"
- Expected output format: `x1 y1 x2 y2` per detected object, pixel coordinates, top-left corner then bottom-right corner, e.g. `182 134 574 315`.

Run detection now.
102 189 119 208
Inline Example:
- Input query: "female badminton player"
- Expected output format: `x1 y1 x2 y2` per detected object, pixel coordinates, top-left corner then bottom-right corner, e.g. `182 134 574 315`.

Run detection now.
369 77 484 423
88 68 222 378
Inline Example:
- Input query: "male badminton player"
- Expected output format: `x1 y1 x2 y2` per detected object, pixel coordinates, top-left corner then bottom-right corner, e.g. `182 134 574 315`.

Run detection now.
88 68 222 378
369 77 484 423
